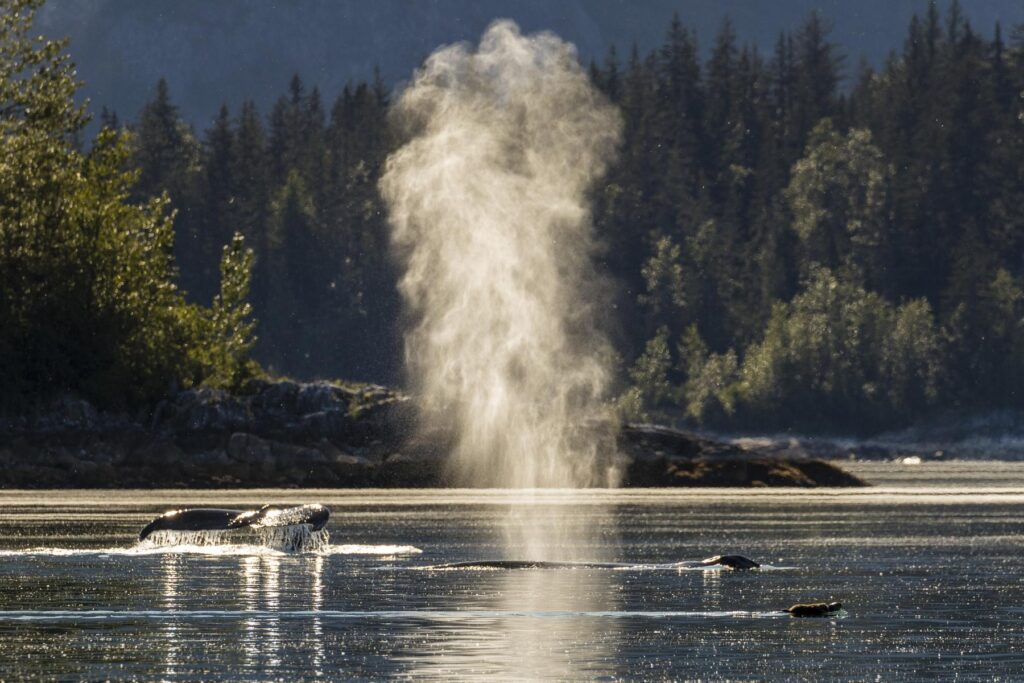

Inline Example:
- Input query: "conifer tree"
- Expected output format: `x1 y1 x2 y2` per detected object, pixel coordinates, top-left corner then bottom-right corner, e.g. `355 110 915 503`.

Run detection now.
195 104 236 301
103 6 1024 428
0 0 258 410
131 78 203 295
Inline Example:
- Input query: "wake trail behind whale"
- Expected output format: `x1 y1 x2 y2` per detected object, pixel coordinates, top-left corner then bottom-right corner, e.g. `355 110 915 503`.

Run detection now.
0 608 810 621
407 560 795 571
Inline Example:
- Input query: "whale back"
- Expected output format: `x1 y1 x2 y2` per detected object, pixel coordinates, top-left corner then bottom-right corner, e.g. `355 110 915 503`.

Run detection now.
138 508 242 541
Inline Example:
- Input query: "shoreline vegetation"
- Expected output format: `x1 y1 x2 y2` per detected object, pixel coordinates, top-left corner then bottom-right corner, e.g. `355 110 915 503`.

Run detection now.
0 380 864 489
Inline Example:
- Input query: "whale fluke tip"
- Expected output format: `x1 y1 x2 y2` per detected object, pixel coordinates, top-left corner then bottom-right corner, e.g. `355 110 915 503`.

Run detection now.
138 504 330 541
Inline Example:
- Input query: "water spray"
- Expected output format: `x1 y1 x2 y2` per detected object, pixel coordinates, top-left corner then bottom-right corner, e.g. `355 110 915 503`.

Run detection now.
381 20 622 559
382 20 620 489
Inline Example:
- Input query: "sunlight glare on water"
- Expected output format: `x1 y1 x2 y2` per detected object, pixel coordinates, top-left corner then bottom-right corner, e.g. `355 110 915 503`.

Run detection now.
1 473 1023 680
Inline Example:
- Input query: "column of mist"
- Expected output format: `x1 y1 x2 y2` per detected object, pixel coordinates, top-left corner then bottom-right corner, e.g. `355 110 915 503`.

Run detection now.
381 20 621 559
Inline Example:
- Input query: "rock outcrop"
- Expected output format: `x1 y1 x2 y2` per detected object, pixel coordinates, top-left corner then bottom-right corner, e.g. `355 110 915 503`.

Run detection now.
0 382 863 488
617 423 865 487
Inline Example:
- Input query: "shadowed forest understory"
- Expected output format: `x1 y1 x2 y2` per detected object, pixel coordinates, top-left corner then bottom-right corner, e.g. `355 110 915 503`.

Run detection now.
3 0 1024 435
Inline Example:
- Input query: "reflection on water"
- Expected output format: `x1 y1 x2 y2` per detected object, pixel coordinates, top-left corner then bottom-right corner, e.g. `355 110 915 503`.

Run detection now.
498 568 619 681
264 555 282 669
159 551 330 678
161 554 184 678
702 566 724 612
402 550 620 679
239 554 327 675
420 487 623 677
310 555 325 677
241 556 260 668
1 487 1024 680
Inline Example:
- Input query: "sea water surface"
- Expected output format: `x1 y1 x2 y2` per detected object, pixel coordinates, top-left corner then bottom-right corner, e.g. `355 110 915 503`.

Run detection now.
1 462 1023 680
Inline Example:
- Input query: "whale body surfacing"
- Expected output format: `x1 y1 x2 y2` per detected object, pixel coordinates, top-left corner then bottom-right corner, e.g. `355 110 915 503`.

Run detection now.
422 555 762 571
139 504 329 542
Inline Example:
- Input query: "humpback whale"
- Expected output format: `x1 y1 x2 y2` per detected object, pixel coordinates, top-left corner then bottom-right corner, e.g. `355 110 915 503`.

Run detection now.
698 555 760 570
139 504 330 541
422 554 762 571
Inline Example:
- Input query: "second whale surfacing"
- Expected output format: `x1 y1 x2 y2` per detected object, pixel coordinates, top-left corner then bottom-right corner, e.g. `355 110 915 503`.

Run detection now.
423 554 762 571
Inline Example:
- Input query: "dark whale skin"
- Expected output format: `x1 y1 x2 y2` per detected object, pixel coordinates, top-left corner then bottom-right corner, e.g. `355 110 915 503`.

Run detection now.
139 504 330 541
423 554 761 571
785 602 843 617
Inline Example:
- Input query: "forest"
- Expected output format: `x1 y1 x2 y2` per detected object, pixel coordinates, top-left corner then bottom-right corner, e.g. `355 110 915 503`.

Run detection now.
2 0 1023 433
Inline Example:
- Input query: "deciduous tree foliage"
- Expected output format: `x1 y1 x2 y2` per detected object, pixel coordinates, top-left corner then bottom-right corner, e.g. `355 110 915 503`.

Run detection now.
0 0 256 411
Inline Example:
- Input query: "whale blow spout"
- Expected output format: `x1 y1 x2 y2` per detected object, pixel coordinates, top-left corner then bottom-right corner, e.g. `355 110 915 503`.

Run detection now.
380 20 622 492
380 18 622 562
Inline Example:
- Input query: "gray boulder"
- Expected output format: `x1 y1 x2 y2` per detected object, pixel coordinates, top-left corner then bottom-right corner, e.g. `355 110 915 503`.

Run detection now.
172 388 250 433
227 432 272 464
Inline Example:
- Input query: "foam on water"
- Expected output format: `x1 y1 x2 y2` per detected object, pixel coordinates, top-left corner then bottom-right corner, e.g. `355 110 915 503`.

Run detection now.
0 533 422 557
0 608 824 621
0 545 294 557
408 559 794 571
140 524 330 553
326 544 422 556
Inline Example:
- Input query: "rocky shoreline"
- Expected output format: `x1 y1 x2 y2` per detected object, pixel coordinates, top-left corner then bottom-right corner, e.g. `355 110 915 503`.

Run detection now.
0 380 864 488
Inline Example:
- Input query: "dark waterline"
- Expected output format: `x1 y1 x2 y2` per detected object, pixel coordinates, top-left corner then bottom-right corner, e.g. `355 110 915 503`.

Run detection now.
1 465 1023 680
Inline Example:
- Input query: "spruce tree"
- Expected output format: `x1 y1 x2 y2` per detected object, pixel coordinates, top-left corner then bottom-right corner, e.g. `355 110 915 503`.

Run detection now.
196 104 236 301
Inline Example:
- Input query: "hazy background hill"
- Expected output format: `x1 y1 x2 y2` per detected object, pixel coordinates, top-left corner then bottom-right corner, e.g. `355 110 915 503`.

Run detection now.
39 0 1024 126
